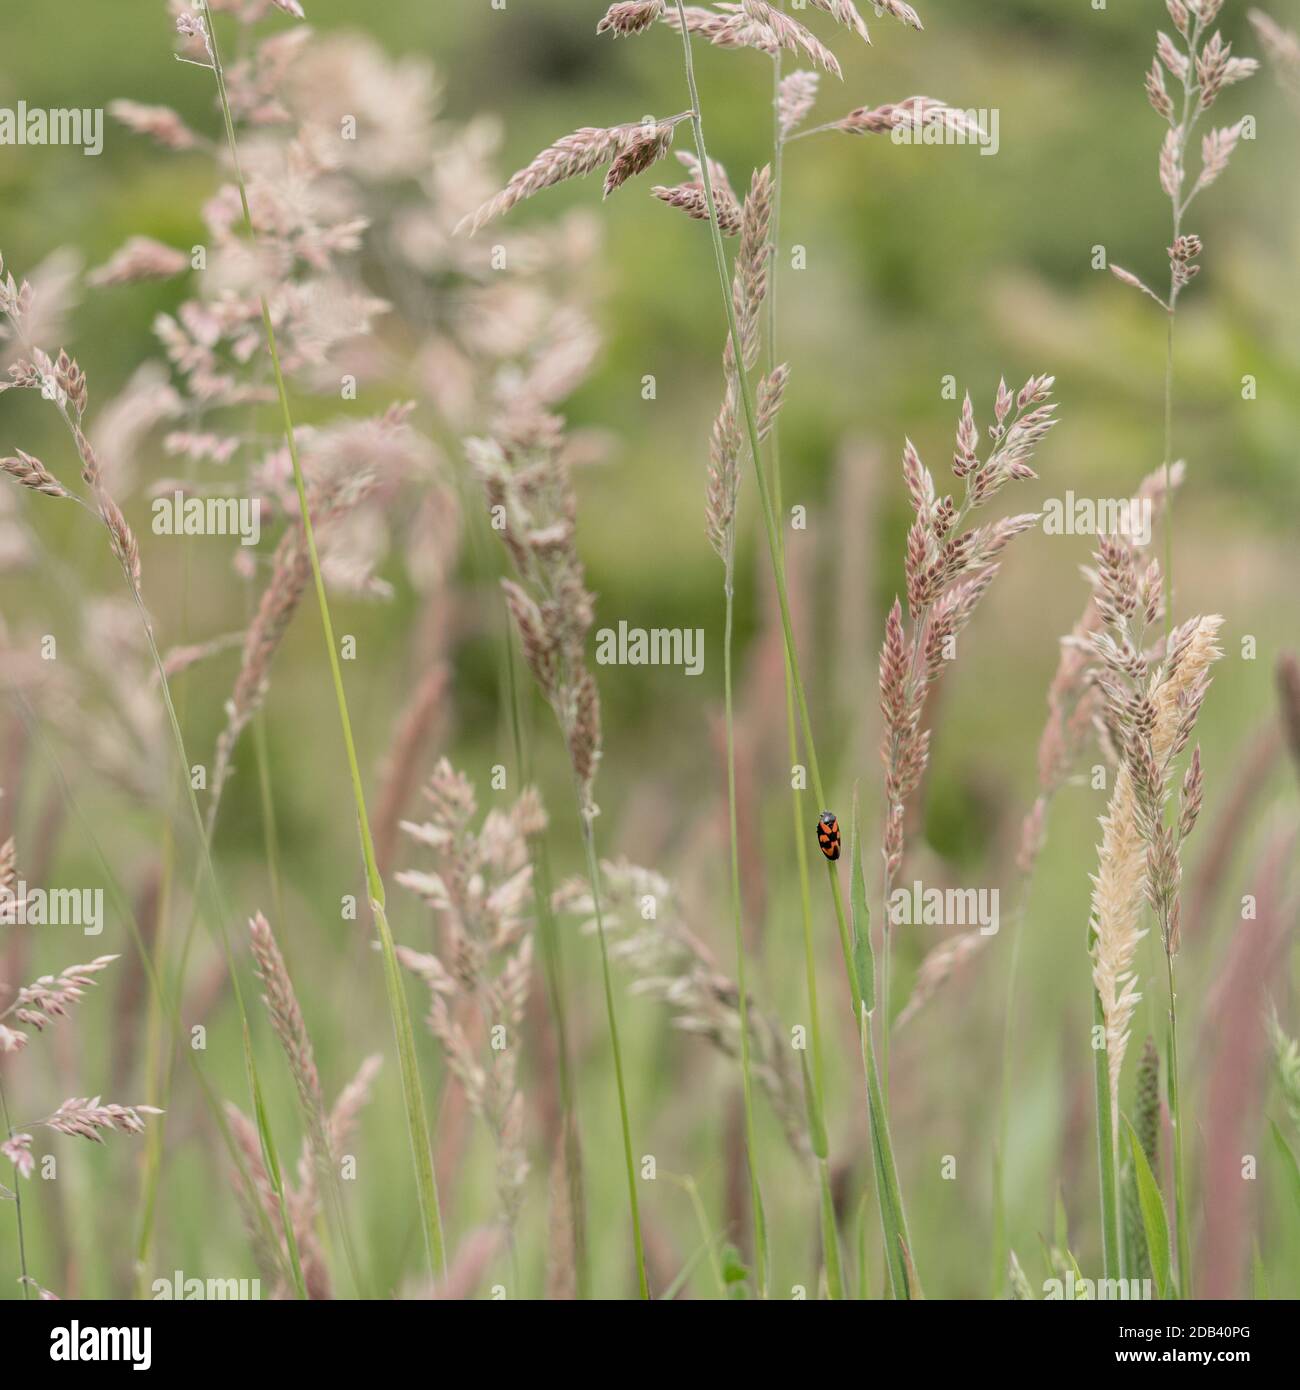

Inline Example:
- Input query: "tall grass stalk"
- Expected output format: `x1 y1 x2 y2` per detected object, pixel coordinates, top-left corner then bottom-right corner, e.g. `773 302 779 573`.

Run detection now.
993 865 1041 1293
766 15 842 1296
133 807 175 1297
576 810 649 1298
477 376 645 1299
1157 8 1198 1292
503 629 590 1299
722 536 770 1296
1117 4 1258 1287
1165 947 1191 1295
850 792 916 1297
670 2 851 1019
1158 5 1206 651
855 1193 872 1299
799 1050 844 1297
672 0 912 1292
198 0 445 1279
992 907 1023 1293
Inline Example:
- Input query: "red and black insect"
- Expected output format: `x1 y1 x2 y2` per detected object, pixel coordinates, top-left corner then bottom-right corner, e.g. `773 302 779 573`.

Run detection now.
816 811 841 861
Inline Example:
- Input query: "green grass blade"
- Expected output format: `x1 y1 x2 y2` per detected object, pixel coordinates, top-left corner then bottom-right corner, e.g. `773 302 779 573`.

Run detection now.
861 1003 913 1298
848 799 917 1298
723 565 769 1296
507 629 590 1298
1124 1115 1171 1299
721 1242 751 1300
855 1194 872 1300
670 1173 727 1298
1164 956 1192 1298
799 1051 843 1300
579 820 649 1298
800 1050 828 1162
816 1165 844 1301
849 791 874 1012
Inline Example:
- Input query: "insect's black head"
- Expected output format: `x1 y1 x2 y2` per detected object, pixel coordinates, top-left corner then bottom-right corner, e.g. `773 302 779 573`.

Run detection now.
819 810 837 827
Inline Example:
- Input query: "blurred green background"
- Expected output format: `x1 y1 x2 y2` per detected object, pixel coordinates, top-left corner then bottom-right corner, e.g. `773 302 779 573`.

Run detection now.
0 0 1297 1299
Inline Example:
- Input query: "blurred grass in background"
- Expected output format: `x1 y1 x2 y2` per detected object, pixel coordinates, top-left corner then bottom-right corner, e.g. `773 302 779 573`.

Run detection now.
0 0 1297 1298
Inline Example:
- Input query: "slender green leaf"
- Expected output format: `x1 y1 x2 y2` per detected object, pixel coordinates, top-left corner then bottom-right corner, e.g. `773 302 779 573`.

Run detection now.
510 635 589 1299
816 1161 845 1300
722 565 768 1298
849 791 874 1011
855 1194 871 1301
721 1242 751 1300
800 1049 828 1161
861 1004 916 1297
580 823 649 1298
1164 960 1192 1299
1125 1115 1171 1299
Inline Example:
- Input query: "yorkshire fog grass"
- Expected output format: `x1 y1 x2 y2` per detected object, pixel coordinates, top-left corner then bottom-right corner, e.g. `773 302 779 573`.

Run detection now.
0 0 1294 1312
